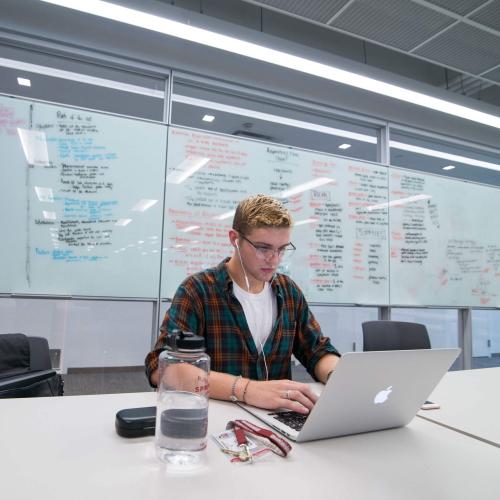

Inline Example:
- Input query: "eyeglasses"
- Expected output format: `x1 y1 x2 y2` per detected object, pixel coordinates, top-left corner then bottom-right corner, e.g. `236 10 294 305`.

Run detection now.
238 233 296 260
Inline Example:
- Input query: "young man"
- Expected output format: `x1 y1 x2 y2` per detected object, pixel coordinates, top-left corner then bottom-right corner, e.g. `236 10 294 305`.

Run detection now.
145 194 340 414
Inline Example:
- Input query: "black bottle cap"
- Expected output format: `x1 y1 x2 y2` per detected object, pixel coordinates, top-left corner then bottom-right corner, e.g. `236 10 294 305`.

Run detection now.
166 330 205 352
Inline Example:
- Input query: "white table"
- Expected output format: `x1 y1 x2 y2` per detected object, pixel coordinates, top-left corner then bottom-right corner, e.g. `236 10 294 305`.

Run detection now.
1 390 499 500
418 367 500 447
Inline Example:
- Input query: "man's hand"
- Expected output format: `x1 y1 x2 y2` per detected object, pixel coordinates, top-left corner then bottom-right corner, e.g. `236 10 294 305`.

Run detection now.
244 379 318 414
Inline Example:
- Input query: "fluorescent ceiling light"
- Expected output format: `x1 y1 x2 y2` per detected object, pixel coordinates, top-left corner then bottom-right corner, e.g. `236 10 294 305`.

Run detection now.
213 210 235 220
294 217 319 226
17 128 50 166
34 186 54 203
280 177 335 198
1 57 164 98
174 94 377 144
390 141 500 172
166 156 210 184
442 165 456 171
366 194 431 212
131 199 158 212
180 225 200 233
115 218 132 226
202 114 215 122
40 0 500 129
338 143 351 150
17 77 31 87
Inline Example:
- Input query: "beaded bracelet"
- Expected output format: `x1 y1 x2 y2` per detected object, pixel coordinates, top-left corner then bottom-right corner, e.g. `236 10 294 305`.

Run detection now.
229 375 242 402
241 379 251 404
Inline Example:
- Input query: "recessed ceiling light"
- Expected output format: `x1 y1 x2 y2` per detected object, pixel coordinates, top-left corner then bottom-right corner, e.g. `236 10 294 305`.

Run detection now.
338 143 351 150
202 114 215 122
442 165 456 171
17 77 31 87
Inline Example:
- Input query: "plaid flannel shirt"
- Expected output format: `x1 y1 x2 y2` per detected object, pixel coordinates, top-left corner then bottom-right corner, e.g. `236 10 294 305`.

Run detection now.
145 258 339 386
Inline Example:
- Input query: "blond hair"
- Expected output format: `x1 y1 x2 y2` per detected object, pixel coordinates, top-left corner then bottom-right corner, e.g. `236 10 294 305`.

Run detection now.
232 194 292 234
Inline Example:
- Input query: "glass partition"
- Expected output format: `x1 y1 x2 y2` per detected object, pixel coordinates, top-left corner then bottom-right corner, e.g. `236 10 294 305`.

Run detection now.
471 309 500 369
161 125 389 305
171 78 380 162
3 76 500 396
391 308 461 370
390 128 500 187
0 45 167 121
0 297 154 395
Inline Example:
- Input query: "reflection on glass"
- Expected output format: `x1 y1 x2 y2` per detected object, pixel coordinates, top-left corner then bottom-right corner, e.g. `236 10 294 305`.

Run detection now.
366 194 431 212
42 210 57 220
180 225 200 233
166 156 210 184
293 217 319 226
131 199 158 212
115 218 132 226
280 177 335 198
34 186 54 203
17 128 50 166
213 210 235 221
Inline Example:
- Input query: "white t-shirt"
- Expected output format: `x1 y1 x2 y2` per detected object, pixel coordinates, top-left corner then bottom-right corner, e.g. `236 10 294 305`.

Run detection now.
233 280 277 353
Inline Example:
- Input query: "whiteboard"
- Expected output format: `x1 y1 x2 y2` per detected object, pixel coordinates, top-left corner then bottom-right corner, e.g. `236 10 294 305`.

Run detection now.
0 95 167 297
3 97 499 307
161 127 390 304
0 96 31 293
389 169 500 307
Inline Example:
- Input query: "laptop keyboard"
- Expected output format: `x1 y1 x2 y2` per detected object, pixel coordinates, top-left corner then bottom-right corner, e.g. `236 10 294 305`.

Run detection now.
269 411 308 431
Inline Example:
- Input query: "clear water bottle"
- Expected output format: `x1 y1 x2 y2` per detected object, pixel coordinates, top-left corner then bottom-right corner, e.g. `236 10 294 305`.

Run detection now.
155 330 210 467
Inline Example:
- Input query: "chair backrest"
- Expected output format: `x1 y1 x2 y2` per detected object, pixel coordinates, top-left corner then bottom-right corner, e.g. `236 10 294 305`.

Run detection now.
27 336 52 371
362 321 431 351
0 333 63 398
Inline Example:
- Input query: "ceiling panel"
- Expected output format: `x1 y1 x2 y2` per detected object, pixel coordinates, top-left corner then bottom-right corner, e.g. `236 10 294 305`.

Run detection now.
244 0 500 100
482 66 500 83
330 0 455 51
414 23 500 74
251 0 350 24
423 0 490 16
469 0 500 31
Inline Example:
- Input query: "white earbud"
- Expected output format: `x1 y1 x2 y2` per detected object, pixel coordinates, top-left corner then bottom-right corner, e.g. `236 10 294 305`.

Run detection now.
259 339 269 381
235 239 251 292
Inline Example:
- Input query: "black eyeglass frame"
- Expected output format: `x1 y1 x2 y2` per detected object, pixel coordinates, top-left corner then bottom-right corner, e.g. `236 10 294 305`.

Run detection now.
237 232 296 260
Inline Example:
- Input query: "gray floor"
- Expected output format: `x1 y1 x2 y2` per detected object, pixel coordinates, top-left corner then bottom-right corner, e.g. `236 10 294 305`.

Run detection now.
62 358 497 396
472 355 500 369
62 364 314 396
63 368 153 396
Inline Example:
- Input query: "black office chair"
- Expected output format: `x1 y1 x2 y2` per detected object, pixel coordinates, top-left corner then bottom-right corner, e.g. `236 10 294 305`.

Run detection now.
362 321 431 351
0 333 64 398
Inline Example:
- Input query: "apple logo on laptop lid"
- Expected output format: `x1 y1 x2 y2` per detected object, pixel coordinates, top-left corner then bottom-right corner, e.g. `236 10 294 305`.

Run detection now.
374 386 393 405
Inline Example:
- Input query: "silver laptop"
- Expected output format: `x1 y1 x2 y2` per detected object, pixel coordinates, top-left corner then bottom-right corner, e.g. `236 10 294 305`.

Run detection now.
239 348 460 442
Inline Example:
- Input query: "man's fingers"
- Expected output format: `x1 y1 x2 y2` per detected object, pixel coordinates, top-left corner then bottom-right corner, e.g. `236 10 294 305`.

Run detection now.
287 389 315 411
295 383 319 404
280 398 310 414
